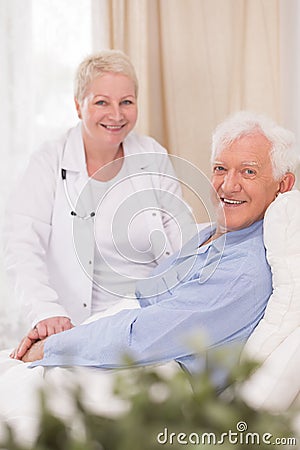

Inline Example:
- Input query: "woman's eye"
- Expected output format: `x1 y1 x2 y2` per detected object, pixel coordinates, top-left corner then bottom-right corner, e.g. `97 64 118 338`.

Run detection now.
121 99 133 105
95 100 106 106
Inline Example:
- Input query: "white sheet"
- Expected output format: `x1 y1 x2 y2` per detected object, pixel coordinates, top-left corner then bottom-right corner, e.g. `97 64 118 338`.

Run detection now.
0 299 141 446
0 349 130 446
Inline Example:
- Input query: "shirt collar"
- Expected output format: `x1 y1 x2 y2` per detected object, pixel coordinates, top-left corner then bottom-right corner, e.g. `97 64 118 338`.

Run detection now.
176 220 263 260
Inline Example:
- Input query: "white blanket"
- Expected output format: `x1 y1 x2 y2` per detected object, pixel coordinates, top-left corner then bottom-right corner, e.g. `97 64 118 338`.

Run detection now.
241 191 300 411
0 352 127 446
0 299 141 446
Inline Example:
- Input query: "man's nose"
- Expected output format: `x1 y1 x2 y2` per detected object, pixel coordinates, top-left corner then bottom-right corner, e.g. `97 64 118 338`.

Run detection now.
221 171 241 193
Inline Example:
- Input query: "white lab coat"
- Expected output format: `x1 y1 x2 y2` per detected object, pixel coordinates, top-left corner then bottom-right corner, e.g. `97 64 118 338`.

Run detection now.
3 124 195 327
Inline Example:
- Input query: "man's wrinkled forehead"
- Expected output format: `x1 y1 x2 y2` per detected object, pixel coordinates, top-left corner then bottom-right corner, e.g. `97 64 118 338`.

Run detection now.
214 133 272 162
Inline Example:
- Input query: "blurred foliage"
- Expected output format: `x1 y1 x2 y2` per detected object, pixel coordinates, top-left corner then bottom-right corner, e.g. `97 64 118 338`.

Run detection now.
0 352 298 450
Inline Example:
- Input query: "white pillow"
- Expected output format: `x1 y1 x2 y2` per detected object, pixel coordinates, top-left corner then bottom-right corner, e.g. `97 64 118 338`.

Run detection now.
241 190 300 411
243 190 300 361
241 327 300 411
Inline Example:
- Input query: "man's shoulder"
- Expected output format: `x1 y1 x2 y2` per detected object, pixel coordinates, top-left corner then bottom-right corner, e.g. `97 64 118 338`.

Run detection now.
218 221 268 276
226 220 264 249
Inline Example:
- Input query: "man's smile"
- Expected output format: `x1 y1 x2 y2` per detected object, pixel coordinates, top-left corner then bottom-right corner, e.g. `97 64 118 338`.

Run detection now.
221 197 247 205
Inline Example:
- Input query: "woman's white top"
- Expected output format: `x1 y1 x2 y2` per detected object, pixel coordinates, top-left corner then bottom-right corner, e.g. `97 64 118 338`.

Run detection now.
90 157 160 313
4 123 195 327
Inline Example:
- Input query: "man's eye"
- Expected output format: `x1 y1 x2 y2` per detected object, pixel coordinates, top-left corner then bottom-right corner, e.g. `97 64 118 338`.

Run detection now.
95 100 106 106
213 166 226 173
244 168 256 176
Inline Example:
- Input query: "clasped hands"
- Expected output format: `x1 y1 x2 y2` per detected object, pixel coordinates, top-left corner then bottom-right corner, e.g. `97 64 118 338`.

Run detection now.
10 316 74 362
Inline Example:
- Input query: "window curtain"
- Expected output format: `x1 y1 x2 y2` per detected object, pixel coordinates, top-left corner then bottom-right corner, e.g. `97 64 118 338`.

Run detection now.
280 0 300 187
280 0 300 142
91 0 280 219
0 0 34 192
0 0 34 344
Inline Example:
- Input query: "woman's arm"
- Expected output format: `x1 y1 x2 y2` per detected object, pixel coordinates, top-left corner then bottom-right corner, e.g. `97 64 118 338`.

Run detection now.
3 144 72 333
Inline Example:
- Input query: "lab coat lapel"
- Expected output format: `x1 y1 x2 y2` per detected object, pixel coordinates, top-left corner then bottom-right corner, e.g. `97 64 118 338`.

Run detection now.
61 123 95 279
61 123 91 210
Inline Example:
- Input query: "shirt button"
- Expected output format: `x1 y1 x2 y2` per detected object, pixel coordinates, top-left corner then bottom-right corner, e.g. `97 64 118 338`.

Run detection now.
88 260 92 265
165 251 170 256
83 303 87 307
152 212 157 216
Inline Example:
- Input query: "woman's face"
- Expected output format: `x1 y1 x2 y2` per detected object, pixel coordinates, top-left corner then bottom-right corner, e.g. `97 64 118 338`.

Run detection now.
76 72 138 150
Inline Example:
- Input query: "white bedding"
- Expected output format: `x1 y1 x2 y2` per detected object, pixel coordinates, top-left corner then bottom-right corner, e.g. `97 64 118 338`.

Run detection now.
0 299 141 446
0 349 132 446
241 191 300 411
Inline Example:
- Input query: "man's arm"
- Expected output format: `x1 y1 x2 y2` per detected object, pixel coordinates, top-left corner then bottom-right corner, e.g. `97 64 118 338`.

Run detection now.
28 252 271 368
27 227 272 368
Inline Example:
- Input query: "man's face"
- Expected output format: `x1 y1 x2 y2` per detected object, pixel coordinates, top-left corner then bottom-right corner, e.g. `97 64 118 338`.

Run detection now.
211 133 281 233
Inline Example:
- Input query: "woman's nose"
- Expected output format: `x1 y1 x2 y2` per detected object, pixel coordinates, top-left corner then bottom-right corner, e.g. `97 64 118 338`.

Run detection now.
108 104 124 121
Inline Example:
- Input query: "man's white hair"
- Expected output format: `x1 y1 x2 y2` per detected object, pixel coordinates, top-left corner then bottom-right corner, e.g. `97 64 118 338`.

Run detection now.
211 111 300 179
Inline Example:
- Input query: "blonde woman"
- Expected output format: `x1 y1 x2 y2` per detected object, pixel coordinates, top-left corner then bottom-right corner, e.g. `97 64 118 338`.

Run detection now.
4 50 194 354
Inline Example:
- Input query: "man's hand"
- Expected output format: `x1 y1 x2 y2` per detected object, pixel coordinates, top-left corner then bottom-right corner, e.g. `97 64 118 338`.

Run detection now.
22 339 45 363
10 316 73 360
10 327 40 360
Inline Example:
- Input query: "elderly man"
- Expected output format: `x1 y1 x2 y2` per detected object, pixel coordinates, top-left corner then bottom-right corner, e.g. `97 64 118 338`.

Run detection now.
16 111 298 373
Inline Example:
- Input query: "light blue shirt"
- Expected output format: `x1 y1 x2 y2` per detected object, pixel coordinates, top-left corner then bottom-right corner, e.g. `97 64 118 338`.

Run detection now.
31 220 272 376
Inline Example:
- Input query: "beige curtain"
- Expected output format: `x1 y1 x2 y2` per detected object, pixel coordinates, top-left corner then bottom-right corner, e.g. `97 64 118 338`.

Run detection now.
279 0 300 188
92 0 280 220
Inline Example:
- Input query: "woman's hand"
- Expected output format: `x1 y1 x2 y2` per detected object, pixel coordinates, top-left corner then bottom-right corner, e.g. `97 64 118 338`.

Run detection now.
34 316 73 339
10 316 73 360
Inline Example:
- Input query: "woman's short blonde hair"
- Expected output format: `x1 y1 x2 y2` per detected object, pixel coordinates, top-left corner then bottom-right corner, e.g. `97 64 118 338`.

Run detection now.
74 49 138 103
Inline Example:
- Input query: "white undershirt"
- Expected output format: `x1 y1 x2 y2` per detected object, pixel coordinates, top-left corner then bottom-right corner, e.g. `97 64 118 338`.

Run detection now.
90 159 157 313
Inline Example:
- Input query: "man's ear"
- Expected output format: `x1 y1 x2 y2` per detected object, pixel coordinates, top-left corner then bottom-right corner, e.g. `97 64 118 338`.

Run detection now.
74 98 82 119
278 172 295 193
